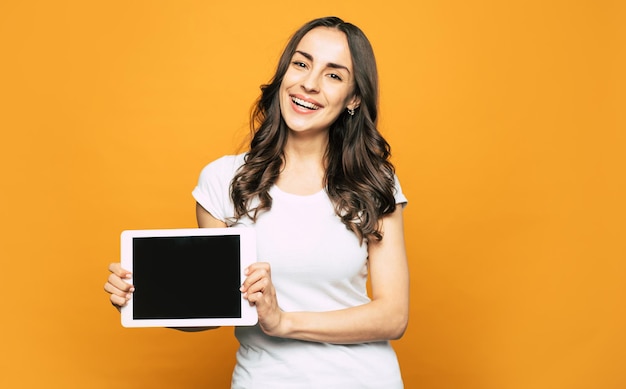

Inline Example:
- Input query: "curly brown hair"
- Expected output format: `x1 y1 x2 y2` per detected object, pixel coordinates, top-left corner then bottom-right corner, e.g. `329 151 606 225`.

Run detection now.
230 16 397 243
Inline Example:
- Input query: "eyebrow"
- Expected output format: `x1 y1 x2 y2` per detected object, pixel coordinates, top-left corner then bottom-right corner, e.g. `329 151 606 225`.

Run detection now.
295 50 351 74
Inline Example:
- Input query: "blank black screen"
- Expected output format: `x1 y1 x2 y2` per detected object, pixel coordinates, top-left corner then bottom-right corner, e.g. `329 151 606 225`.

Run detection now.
132 235 241 320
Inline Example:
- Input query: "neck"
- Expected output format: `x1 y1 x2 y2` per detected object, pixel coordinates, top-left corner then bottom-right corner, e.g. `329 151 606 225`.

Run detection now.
283 130 328 165
276 131 328 195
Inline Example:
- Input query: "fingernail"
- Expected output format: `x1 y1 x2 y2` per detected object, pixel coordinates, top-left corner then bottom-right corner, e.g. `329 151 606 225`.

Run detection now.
130 287 135 293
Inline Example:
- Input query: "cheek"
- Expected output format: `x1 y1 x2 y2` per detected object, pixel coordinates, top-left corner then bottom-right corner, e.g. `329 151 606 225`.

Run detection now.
278 80 290 106
341 92 353 106
279 76 298 105
281 69 301 88
329 89 353 109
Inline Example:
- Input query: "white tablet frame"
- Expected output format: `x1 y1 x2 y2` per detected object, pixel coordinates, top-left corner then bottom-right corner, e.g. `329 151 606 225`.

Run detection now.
120 228 258 328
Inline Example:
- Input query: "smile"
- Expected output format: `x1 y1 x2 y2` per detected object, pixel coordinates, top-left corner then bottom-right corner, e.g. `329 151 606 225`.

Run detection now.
291 96 321 110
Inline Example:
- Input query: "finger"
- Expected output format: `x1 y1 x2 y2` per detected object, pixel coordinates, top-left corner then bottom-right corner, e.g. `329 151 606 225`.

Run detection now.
108 262 132 279
240 270 267 293
244 277 270 296
241 264 271 291
244 291 265 304
109 292 129 308
107 273 135 293
245 262 271 275
104 280 133 299
105 285 132 312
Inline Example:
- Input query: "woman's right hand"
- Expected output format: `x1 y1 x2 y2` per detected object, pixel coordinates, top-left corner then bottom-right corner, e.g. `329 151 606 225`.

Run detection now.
104 262 134 309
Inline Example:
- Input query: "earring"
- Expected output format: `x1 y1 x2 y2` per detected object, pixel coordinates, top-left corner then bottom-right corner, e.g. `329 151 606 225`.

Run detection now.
347 107 355 116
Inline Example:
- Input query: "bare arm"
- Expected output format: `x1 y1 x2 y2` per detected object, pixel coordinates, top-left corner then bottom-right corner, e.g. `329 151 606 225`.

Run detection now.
196 202 228 228
242 206 409 344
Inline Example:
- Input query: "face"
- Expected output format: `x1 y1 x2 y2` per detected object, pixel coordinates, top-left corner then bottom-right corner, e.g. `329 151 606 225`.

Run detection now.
279 27 360 135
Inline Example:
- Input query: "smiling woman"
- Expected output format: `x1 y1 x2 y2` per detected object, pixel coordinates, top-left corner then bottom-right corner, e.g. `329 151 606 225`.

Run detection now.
279 28 360 135
105 16 409 388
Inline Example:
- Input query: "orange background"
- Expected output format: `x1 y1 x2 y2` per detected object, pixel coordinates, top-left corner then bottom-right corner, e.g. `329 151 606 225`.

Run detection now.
1 1 625 388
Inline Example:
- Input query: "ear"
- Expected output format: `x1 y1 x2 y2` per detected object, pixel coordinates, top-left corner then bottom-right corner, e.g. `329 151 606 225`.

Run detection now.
347 94 361 111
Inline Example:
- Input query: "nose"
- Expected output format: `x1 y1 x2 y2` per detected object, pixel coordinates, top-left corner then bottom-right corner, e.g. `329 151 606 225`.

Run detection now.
300 71 320 93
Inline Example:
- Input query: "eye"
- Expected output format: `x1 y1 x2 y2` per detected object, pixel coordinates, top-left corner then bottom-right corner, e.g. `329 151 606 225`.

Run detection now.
328 73 343 81
292 61 307 69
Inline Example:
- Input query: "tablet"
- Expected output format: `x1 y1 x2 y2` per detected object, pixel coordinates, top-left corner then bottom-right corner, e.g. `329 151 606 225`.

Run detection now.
120 228 258 328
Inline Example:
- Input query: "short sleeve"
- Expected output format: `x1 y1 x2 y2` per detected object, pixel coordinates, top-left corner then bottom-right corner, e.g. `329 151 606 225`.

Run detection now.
393 175 408 208
191 154 246 224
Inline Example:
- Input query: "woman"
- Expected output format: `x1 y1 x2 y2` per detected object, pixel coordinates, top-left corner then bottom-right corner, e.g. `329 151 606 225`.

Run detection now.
106 16 409 388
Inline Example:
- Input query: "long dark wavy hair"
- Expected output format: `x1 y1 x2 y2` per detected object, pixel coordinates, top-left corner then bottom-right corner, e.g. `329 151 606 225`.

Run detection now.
230 16 397 242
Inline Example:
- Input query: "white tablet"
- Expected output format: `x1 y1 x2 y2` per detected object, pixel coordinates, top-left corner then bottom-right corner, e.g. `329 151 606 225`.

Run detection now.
120 228 258 328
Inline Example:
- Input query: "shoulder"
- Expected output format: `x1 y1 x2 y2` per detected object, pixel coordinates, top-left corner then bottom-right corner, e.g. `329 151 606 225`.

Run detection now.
204 153 246 172
393 174 408 206
198 153 247 182
192 153 247 221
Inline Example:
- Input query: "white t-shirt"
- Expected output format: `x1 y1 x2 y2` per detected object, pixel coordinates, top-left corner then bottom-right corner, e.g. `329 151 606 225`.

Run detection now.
192 154 408 389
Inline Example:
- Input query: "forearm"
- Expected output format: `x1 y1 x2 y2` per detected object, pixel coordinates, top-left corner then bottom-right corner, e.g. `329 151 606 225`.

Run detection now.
278 299 408 344
246 209 410 344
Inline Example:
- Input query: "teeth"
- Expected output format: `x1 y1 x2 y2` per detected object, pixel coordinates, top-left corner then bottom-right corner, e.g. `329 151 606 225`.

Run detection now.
292 97 320 110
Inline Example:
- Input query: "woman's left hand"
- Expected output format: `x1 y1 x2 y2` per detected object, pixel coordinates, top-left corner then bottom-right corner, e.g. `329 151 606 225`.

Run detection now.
240 262 284 337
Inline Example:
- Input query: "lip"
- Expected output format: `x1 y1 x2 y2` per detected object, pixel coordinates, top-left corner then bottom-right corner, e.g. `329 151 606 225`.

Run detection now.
289 94 323 113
